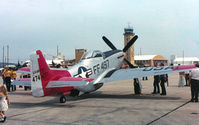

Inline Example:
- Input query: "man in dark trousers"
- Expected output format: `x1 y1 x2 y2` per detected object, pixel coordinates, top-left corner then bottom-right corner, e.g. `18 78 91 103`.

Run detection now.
152 63 160 94
134 78 142 95
160 63 167 95
189 65 199 102
152 75 160 94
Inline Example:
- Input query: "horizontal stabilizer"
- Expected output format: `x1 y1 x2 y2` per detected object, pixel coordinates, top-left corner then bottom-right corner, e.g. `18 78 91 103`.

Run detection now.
11 78 31 86
17 67 68 74
17 67 31 74
46 77 94 88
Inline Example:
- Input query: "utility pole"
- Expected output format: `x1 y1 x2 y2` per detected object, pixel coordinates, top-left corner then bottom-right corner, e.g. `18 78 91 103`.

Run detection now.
57 45 59 57
183 50 184 65
7 45 9 65
4 56 6 67
3 46 4 68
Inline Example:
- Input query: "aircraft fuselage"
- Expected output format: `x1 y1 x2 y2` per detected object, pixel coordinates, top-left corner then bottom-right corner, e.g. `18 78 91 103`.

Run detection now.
67 50 124 92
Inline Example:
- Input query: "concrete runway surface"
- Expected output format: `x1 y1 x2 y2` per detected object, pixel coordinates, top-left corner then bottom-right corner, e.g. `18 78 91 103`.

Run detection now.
0 73 199 125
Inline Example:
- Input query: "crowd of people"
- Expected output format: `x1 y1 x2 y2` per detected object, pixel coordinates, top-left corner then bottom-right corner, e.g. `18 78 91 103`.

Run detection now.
133 62 198 101
151 63 199 102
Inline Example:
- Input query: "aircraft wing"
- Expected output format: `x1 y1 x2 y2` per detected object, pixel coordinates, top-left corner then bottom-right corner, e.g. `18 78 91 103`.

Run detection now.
102 64 196 83
11 78 31 86
46 77 94 88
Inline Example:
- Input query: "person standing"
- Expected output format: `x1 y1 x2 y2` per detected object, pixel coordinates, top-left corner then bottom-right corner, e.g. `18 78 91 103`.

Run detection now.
1 69 5 85
189 67 199 102
2 67 12 92
185 71 190 86
166 74 169 87
178 72 185 87
0 84 10 122
152 75 160 94
152 63 160 94
11 69 17 91
160 63 167 95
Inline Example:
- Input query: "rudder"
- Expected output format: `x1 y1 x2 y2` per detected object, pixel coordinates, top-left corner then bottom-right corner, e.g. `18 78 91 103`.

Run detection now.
30 50 50 97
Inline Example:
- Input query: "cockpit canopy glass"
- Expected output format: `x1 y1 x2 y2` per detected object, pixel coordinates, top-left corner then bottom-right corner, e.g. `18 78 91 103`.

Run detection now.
81 50 103 60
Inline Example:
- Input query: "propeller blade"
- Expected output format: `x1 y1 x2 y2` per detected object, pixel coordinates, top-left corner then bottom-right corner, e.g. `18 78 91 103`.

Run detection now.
124 58 136 68
102 36 117 50
123 35 138 52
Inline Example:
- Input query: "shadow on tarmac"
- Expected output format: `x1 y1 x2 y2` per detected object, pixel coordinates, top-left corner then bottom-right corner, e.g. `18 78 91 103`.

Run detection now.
9 90 181 109
9 100 76 109
8 91 32 96
81 91 181 100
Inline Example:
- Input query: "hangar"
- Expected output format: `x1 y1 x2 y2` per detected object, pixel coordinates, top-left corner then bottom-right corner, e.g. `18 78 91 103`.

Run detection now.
174 57 199 65
134 55 168 67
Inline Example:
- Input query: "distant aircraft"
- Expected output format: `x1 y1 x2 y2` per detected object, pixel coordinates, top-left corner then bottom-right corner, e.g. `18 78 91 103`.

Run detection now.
21 54 64 68
12 35 196 103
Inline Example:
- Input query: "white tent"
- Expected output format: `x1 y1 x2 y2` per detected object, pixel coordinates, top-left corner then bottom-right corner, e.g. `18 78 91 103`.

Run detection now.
174 57 199 65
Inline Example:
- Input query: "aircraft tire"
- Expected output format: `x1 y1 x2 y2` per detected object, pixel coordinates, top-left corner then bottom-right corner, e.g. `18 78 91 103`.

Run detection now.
60 95 67 103
70 89 80 97
24 86 27 91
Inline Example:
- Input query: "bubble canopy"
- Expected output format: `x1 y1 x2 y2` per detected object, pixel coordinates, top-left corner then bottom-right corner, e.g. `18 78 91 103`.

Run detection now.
80 50 103 60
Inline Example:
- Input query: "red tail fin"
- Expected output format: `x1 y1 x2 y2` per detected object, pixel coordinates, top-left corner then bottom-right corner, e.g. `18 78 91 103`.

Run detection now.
30 50 73 97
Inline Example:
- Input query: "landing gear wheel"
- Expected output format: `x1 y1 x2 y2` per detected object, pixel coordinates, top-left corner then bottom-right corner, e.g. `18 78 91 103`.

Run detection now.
60 95 67 103
24 86 28 91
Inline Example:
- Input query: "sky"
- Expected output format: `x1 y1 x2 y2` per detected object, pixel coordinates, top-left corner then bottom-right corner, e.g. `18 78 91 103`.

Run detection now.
0 0 199 63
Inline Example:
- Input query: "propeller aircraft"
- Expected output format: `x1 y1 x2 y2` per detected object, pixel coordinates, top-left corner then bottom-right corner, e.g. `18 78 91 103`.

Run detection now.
12 35 196 103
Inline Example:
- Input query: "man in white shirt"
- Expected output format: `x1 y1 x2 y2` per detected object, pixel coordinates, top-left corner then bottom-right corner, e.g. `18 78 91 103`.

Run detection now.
189 65 199 102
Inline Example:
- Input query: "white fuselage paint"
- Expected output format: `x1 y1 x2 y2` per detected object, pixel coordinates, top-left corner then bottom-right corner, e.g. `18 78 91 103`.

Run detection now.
67 50 124 92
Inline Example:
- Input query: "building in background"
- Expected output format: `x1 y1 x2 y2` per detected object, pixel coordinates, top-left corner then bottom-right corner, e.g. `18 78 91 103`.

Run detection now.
174 57 199 65
123 26 135 65
75 49 87 63
134 55 168 67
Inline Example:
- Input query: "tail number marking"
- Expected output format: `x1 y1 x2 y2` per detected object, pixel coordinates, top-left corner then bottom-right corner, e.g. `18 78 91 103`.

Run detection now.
32 75 41 82
93 60 109 74
101 60 109 70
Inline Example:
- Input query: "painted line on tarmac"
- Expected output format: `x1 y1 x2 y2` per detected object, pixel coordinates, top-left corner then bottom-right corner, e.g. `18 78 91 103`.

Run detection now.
146 101 190 125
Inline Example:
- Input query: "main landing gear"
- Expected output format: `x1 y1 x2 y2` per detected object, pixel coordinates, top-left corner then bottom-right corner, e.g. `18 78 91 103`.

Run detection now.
134 78 142 95
60 95 67 103
59 89 80 103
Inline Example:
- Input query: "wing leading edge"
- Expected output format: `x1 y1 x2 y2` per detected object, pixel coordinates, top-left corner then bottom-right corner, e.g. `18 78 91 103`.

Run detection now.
102 64 196 83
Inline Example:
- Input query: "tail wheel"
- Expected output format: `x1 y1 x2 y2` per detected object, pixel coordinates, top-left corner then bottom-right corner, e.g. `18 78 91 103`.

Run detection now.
60 95 67 103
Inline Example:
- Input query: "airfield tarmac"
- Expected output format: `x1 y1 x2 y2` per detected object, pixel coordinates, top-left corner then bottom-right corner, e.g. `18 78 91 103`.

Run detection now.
0 73 199 125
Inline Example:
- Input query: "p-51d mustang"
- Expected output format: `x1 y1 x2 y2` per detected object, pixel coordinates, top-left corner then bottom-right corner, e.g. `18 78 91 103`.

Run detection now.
13 35 196 103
